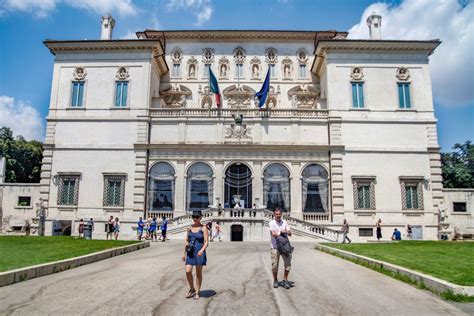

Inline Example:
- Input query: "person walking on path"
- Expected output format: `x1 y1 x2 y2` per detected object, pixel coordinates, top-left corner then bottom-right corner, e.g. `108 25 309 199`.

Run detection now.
137 217 145 240
106 216 114 240
206 220 213 242
145 216 152 240
182 210 209 300
376 218 382 241
406 224 412 240
269 208 292 290
78 219 84 238
150 217 158 242
212 222 222 242
160 216 168 242
341 219 351 244
114 218 121 240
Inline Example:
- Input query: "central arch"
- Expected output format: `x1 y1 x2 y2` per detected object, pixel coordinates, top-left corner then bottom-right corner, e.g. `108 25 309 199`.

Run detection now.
224 163 252 208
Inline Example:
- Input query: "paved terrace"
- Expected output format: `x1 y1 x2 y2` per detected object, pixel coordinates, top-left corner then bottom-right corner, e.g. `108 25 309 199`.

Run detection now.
0 242 469 315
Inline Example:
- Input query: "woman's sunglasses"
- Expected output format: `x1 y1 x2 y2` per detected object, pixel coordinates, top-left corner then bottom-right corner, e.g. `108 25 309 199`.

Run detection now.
192 215 201 219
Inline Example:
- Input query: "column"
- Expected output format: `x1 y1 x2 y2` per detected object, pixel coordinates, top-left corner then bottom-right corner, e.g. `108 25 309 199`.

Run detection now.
252 161 262 207
174 160 186 217
290 162 302 219
214 161 224 207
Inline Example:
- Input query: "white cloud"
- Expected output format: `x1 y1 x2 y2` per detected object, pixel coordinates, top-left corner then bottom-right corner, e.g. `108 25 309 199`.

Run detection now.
167 0 213 26
0 96 44 141
0 0 138 18
348 0 474 106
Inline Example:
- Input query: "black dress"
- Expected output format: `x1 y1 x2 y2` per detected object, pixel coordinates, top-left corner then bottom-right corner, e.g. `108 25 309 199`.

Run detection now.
376 224 382 239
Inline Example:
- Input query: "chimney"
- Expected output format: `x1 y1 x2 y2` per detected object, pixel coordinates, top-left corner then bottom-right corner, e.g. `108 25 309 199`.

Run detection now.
366 12 382 40
101 14 116 40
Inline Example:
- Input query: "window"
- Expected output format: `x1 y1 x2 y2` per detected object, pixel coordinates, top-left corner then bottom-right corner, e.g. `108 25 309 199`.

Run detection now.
269 64 276 78
115 81 128 107
453 202 467 213
235 64 243 78
398 83 411 108
352 177 375 209
172 64 181 77
71 81 84 107
103 175 126 207
186 163 213 212
58 175 80 206
299 64 307 79
148 162 175 212
359 228 373 237
18 196 31 207
351 82 364 108
203 64 210 78
263 163 290 212
302 164 329 213
400 177 423 210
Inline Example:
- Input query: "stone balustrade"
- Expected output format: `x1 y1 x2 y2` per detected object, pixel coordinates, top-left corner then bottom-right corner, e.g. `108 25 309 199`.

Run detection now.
165 208 339 242
303 213 330 222
150 108 328 118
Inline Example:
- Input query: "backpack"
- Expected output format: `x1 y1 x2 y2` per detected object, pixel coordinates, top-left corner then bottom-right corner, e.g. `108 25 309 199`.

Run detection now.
276 233 294 256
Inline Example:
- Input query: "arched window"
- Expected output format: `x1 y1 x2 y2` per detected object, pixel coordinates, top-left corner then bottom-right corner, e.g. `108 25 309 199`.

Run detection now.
148 162 175 212
302 164 328 213
263 163 290 212
186 162 213 212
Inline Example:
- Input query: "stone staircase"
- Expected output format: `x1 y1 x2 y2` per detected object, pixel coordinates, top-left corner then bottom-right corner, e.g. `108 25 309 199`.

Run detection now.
165 208 340 242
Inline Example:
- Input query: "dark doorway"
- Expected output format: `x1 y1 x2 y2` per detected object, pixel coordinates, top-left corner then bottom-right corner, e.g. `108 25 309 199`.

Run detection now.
224 163 252 208
231 225 243 241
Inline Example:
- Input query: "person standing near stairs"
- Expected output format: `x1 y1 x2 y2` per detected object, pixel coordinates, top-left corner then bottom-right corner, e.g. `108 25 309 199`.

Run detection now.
269 208 292 289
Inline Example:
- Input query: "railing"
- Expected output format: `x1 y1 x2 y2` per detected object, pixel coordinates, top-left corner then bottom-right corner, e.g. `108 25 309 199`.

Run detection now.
303 213 330 222
147 211 174 219
165 208 339 242
150 108 328 118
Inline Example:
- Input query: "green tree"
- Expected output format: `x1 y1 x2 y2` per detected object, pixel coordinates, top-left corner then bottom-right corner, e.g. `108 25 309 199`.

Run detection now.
0 127 43 183
441 141 473 188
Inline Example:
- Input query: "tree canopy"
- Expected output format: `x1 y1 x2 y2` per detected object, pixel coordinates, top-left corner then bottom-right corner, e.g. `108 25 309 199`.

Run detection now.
0 127 43 183
441 141 473 188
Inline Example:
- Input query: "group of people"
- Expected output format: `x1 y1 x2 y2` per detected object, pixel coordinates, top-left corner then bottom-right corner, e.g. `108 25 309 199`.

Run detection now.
340 218 414 243
106 216 121 240
204 220 222 242
136 216 169 242
183 207 294 300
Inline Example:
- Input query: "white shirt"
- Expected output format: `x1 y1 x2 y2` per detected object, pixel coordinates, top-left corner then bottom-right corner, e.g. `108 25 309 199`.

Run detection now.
269 219 290 249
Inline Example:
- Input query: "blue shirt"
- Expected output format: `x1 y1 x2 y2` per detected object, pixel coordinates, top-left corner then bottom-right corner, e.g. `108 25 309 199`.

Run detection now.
150 220 157 230
392 230 401 240
137 220 144 231
161 219 168 231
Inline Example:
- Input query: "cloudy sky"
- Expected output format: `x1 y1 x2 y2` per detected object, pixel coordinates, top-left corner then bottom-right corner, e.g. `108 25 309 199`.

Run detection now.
0 0 472 150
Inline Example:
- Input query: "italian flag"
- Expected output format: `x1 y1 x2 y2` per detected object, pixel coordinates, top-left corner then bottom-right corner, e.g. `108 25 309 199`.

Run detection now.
209 67 221 108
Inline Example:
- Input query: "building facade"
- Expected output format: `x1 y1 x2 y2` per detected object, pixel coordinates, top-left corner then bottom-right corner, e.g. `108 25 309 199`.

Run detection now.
35 14 446 241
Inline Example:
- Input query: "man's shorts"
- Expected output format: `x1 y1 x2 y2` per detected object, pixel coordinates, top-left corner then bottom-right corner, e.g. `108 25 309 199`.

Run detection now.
271 249 291 272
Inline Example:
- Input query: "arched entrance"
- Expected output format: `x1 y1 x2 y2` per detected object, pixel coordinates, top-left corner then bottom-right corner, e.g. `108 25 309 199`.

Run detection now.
231 225 244 241
224 163 252 208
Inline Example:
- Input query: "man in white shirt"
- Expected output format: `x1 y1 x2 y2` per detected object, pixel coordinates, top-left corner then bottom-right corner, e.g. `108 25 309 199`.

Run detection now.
269 208 292 289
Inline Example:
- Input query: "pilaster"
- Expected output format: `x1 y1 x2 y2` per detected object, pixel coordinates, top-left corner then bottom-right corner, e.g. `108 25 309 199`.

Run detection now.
174 160 186 217
290 162 302 219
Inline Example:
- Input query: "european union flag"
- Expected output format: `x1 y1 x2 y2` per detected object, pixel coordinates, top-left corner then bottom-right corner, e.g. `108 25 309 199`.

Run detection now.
255 68 270 108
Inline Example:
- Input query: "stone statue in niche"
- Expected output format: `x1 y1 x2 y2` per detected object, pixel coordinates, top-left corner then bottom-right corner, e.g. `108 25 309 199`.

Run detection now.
73 67 87 80
189 64 196 78
284 64 291 79
252 64 259 78
350 66 364 81
220 64 227 78
396 67 410 81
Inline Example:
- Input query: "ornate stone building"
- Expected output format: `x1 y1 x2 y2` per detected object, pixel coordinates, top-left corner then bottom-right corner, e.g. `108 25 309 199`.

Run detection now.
36 14 446 241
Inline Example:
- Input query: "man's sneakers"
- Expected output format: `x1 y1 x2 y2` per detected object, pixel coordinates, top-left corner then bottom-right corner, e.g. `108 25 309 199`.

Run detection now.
274 280 291 289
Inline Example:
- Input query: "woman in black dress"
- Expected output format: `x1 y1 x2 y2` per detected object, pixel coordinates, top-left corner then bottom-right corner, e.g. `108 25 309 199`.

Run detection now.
376 218 382 241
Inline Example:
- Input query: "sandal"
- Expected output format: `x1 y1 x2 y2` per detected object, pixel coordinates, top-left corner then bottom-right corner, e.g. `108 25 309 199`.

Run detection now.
194 292 200 300
186 289 196 299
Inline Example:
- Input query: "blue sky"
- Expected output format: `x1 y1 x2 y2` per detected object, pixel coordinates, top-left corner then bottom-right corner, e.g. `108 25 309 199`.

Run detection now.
0 0 472 151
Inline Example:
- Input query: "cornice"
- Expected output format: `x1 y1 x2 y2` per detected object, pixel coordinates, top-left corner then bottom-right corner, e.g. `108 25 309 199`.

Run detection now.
311 39 441 76
137 30 348 42
44 39 168 76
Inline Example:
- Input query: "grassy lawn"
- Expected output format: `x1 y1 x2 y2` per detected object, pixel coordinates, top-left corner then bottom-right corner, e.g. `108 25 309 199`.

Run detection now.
325 241 474 286
0 236 139 272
